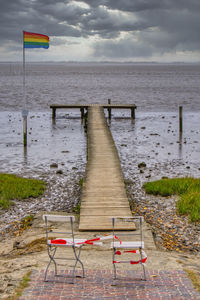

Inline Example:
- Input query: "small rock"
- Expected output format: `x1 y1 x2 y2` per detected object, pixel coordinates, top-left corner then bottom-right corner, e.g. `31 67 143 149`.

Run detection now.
56 170 63 174
138 162 146 168
50 163 58 168
145 174 151 178
13 241 21 249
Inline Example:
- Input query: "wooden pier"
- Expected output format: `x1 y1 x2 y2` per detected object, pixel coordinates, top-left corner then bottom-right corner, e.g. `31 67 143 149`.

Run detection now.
79 106 133 231
50 103 136 120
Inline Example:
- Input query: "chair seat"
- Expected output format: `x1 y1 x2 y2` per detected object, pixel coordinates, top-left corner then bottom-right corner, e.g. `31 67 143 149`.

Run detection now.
48 238 102 247
111 241 144 249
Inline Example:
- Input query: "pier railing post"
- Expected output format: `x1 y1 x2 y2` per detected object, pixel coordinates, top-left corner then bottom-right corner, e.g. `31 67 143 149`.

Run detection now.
108 99 111 119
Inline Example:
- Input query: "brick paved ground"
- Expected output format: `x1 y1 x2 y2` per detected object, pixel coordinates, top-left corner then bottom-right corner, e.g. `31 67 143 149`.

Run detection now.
19 269 200 299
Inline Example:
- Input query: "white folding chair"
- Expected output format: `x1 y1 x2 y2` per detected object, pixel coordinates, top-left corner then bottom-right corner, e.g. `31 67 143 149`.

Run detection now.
111 216 147 283
43 214 86 283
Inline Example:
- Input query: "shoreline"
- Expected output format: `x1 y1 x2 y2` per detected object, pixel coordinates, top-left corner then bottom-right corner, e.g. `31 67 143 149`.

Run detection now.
127 180 200 253
1 110 200 251
0 170 84 239
1 166 200 254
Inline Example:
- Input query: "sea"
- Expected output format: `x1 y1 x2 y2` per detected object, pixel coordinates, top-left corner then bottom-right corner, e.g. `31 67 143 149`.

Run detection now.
0 62 200 182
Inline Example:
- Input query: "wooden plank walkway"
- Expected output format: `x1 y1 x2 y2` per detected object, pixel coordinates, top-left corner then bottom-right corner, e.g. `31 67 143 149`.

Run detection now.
79 106 133 231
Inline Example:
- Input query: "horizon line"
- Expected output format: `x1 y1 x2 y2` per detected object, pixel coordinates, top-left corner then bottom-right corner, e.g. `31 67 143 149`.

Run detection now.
0 60 200 64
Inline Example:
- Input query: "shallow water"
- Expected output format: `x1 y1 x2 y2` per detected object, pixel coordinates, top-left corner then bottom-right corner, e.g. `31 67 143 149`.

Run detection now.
0 111 86 175
110 111 200 182
0 110 199 181
0 62 200 202
1 62 200 111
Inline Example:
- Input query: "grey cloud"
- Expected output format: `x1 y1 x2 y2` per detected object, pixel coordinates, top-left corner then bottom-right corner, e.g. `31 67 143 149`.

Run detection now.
80 5 149 35
0 0 83 48
81 0 166 12
137 8 200 51
83 0 200 12
51 37 79 46
93 38 153 59
34 1 89 25
0 0 200 60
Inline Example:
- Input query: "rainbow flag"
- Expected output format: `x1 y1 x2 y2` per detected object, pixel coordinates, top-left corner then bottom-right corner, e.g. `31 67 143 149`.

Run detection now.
24 31 49 49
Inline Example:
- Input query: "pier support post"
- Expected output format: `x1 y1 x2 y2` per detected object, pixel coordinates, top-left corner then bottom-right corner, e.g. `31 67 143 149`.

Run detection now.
22 109 28 147
131 108 135 119
179 106 183 134
83 108 88 132
23 116 27 147
52 108 56 120
108 99 111 119
80 108 85 119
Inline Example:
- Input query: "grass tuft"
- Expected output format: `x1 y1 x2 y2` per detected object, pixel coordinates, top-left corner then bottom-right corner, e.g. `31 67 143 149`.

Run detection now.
0 173 46 209
79 178 84 187
184 269 200 292
143 177 200 222
6 271 32 300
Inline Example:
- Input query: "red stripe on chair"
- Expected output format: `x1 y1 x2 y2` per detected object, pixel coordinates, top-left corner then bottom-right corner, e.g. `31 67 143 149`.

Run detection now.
130 257 147 265
51 239 67 245
124 250 137 253
114 235 122 244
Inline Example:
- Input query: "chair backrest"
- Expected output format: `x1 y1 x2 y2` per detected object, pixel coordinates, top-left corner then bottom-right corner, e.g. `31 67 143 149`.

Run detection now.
43 215 75 222
43 214 75 243
111 216 144 244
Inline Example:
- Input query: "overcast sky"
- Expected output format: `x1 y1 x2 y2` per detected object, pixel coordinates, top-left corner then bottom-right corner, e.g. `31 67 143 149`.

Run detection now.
0 0 200 62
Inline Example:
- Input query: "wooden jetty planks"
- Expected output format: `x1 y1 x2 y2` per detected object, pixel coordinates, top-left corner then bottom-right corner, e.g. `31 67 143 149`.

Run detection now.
79 106 134 231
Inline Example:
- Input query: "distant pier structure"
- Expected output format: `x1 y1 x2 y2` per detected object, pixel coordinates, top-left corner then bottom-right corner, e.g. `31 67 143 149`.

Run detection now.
50 102 136 120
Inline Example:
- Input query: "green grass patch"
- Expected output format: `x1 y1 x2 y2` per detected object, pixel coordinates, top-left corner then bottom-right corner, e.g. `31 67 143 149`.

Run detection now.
143 177 200 222
6 270 32 300
72 203 81 215
184 269 200 292
0 173 46 209
79 178 84 187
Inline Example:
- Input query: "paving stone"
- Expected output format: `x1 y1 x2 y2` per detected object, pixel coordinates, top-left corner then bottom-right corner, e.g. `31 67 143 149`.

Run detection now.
19 269 200 300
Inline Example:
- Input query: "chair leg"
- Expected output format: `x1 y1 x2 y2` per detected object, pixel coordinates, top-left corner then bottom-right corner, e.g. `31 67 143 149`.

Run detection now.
72 245 85 281
112 248 117 282
76 246 85 278
44 247 57 282
139 248 146 281
141 263 146 281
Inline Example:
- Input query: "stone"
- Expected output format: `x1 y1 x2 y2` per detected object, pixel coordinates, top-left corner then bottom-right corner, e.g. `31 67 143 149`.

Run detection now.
56 170 63 174
50 163 58 168
138 162 147 168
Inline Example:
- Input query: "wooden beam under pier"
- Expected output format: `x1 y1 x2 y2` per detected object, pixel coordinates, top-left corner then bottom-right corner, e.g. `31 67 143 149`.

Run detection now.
50 103 137 120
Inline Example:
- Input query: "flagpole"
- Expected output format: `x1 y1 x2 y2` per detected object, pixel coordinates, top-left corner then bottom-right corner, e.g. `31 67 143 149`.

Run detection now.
22 30 28 147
